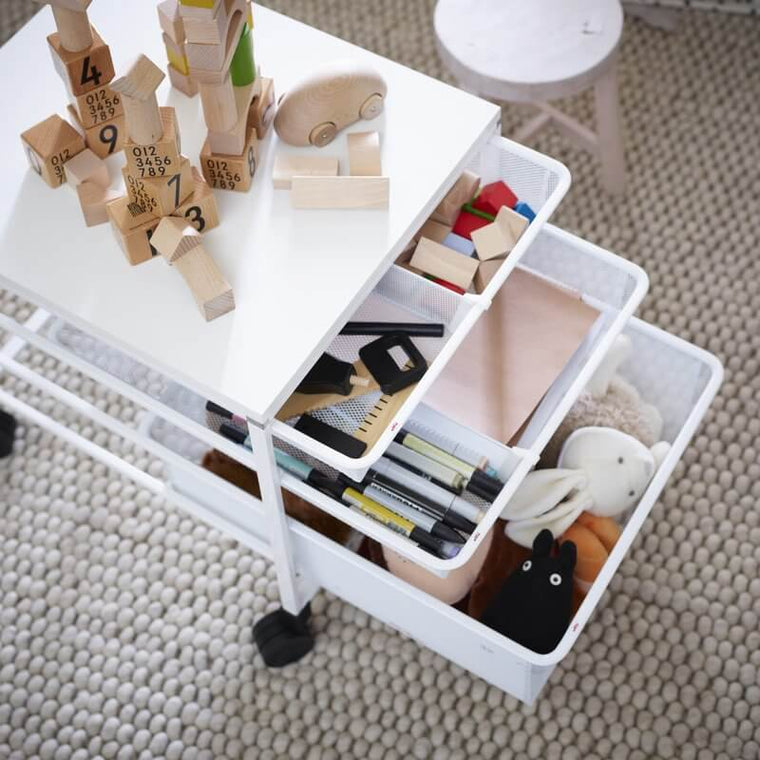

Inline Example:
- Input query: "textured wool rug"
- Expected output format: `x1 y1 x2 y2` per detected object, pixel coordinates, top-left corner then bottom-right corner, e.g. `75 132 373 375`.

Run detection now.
2 2 760 759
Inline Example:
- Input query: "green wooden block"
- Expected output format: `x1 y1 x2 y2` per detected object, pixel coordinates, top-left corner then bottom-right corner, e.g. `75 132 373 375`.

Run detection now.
462 203 495 222
230 24 256 87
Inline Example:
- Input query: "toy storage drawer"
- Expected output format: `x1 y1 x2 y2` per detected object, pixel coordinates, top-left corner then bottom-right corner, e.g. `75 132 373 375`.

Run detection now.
273 223 648 485
295 317 722 704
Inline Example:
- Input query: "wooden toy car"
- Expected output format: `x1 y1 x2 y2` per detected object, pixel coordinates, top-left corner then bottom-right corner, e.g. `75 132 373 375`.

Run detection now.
273 59 387 147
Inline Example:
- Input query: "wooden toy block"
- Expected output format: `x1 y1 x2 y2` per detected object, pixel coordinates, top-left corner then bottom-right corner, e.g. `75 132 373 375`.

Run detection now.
48 26 115 97
163 32 190 76
173 167 220 232
290 176 389 209
20 114 85 188
111 54 166 146
76 180 120 226
40 0 94 53
451 209 491 240
473 259 504 295
71 82 123 129
514 201 536 223
179 0 219 8
67 103 126 158
200 124 257 192
151 218 235 321
347 131 381 177
430 169 480 226
124 107 181 178
168 63 198 97
188 6 246 84
178 0 222 19
206 80 257 155
471 180 518 217
123 155 193 217
471 205 529 261
157 0 185 44
414 218 450 244
106 196 161 266
199 74 239 133
271 154 339 190
181 0 226 44
63 147 109 187
442 231 475 256
229 23 255 86
248 76 274 139
409 237 478 291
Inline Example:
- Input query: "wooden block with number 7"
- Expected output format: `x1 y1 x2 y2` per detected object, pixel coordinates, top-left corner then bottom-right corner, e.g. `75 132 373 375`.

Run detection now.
123 156 193 217
67 103 126 159
48 26 115 97
200 123 257 192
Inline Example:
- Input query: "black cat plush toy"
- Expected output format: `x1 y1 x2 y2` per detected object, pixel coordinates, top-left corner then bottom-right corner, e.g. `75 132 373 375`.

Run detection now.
480 529 576 654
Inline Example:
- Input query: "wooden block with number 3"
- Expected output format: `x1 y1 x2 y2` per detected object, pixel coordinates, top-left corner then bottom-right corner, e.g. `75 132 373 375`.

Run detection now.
200 123 257 192
123 155 193 216
67 103 125 159
173 167 220 233
48 26 115 97
21 114 86 188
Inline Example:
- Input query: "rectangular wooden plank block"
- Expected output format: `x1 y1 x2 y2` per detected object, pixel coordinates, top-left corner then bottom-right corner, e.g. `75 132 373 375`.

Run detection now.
347 131 381 176
290 176 389 209
20 114 85 188
272 153 339 189
174 249 235 321
415 218 451 244
409 237 478 290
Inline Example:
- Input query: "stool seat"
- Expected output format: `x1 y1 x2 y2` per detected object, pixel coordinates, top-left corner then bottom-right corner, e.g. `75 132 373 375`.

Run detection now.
434 0 627 194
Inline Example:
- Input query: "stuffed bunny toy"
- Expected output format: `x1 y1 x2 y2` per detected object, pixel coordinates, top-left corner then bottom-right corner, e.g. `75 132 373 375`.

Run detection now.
542 334 664 466
481 529 576 654
502 426 670 548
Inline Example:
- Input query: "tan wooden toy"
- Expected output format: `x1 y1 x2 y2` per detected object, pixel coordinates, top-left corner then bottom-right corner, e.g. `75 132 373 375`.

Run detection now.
273 59 387 147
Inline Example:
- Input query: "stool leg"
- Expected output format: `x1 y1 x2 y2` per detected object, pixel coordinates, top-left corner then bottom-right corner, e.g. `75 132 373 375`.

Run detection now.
594 62 626 195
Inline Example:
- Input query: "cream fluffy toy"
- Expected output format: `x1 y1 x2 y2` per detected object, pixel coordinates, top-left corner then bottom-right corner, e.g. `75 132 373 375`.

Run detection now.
502 426 670 548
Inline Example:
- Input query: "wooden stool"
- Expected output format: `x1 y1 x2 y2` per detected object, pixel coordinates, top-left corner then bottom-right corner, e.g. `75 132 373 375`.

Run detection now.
435 0 626 194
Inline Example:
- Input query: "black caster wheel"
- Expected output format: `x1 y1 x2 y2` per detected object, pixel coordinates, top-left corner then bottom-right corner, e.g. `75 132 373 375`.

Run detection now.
0 410 17 459
253 603 314 667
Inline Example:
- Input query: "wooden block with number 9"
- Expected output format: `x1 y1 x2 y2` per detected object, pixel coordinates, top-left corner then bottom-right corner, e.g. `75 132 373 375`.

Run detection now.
200 123 257 192
123 155 193 216
48 26 115 97
67 104 126 159
72 83 124 129
173 167 220 233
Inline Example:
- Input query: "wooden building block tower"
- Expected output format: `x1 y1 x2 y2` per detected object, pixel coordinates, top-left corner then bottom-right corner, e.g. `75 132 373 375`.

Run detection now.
107 54 218 265
177 0 268 193
157 0 198 97
37 0 127 159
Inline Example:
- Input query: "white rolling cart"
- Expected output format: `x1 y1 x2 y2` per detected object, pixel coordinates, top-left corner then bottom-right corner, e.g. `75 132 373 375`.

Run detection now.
0 2 721 703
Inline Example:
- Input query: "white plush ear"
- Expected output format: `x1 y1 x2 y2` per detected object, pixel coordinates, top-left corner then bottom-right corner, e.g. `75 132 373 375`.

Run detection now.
505 495 589 548
500 469 587 521
586 335 633 398
650 441 670 468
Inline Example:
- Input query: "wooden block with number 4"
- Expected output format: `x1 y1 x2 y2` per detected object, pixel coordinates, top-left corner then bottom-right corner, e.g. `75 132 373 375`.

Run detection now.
67 103 126 159
200 124 257 192
21 114 85 188
48 26 115 97
123 155 193 217
173 168 220 233
124 107 181 178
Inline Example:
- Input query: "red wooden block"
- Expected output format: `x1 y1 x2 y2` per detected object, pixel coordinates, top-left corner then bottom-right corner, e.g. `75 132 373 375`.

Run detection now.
471 180 518 217
452 210 491 240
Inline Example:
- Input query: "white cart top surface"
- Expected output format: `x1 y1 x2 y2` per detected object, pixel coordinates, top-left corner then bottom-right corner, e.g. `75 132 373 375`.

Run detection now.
0 1 499 423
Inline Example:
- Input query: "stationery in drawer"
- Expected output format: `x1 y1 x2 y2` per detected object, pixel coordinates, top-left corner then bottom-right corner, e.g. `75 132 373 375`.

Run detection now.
425 267 599 443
